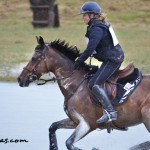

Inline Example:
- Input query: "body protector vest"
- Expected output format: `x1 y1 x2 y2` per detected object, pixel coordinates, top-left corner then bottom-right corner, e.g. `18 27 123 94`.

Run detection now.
85 20 124 63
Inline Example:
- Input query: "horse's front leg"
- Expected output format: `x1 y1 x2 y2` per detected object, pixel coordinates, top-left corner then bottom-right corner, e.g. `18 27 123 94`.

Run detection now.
49 118 77 150
66 112 91 150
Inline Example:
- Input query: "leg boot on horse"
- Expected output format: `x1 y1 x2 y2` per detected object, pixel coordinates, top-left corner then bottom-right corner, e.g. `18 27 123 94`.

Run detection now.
92 85 117 123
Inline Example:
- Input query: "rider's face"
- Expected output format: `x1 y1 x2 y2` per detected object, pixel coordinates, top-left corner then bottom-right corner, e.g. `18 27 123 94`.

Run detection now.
82 13 90 25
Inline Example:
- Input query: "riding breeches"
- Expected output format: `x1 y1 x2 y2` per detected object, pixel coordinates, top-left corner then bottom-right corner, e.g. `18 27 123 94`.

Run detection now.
89 61 121 89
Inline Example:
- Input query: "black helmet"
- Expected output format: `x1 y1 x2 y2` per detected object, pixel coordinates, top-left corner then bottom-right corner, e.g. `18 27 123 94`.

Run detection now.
80 1 101 15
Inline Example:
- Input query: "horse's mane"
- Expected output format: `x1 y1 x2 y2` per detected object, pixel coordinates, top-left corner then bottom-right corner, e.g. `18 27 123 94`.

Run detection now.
50 40 80 62
49 39 98 74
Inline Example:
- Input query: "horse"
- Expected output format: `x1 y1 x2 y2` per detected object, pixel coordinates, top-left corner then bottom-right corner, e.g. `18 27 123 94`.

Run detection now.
17 36 150 150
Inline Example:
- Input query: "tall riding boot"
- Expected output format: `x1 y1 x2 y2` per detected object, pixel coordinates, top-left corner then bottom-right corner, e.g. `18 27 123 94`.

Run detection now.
92 85 117 123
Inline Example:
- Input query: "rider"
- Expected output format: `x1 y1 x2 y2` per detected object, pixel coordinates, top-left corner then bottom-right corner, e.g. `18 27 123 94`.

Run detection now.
74 1 124 123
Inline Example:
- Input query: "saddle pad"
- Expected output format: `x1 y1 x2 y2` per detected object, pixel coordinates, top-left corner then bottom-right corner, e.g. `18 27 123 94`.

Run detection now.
111 68 142 106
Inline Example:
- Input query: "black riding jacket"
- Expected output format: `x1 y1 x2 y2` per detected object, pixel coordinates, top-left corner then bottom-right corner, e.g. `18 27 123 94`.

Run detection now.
75 19 124 66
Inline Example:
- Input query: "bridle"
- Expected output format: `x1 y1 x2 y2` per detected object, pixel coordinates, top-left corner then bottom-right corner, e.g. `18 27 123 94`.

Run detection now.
23 45 50 83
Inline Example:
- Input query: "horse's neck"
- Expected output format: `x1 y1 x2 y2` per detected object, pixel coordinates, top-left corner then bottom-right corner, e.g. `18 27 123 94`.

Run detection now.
53 61 84 99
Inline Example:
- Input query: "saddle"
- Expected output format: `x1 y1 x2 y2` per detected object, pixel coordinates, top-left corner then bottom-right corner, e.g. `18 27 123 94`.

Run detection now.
103 63 135 100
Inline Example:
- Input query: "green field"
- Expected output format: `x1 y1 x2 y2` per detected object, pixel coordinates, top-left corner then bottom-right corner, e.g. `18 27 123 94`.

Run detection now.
0 0 150 81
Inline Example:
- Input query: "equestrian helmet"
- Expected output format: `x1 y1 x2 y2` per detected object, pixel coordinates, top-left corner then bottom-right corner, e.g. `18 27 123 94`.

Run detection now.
80 1 101 15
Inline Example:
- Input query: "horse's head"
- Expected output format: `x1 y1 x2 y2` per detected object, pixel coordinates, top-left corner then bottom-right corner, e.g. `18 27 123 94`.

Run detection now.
17 36 50 87
17 36 96 87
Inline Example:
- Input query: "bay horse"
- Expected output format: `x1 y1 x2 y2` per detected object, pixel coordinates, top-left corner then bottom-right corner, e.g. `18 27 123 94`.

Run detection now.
17 36 150 150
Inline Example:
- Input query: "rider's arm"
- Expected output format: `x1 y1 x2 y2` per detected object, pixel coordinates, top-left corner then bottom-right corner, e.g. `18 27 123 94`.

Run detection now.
74 27 104 67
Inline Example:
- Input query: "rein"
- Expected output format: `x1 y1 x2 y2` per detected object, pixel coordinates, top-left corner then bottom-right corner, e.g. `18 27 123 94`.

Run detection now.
23 44 88 86
37 70 77 85
37 69 92 86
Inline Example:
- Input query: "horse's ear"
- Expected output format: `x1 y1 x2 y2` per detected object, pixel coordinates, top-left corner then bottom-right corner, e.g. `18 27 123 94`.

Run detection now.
36 36 45 47
36 36 39 44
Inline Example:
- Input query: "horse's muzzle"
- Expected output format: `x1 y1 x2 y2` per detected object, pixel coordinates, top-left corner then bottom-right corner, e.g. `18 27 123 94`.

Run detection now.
17 77 29 87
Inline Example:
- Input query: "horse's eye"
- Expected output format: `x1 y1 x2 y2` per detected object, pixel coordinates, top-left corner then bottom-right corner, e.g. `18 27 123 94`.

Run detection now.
32 57 36 62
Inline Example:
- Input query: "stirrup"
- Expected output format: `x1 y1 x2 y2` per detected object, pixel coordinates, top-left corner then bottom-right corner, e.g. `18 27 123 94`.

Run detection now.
96 110 117 124
104 110 113 122
105 110 117 122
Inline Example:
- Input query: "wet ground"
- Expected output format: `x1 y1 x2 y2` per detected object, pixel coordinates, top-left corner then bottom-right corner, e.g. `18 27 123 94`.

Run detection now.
0 82 149 150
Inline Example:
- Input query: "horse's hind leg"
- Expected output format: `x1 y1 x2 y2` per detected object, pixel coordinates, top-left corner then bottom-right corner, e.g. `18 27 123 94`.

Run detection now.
66 112 91 150
141 104 150 132
49 118 77 150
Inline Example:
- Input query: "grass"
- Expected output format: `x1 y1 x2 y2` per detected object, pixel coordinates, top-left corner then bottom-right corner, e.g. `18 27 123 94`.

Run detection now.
0 0 150 81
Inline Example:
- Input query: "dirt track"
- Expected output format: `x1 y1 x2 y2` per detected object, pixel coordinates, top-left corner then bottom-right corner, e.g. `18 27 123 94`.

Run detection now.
0 82 149 150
